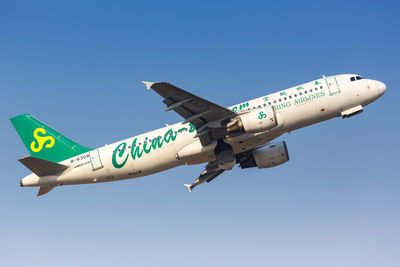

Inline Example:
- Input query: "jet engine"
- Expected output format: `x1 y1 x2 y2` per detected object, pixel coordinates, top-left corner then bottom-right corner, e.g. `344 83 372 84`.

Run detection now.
239 141 289 169
226 106 278 136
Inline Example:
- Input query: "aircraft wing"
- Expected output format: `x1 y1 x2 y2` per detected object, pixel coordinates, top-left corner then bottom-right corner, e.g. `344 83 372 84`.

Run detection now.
184 162 225 192
143 81 237 144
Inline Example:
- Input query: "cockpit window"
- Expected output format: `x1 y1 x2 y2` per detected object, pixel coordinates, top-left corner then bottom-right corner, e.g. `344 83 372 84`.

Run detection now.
356 76 363 80
350 77 355 81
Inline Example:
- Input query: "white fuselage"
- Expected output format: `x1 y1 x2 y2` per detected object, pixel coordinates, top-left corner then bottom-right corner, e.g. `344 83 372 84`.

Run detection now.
20 74 386 187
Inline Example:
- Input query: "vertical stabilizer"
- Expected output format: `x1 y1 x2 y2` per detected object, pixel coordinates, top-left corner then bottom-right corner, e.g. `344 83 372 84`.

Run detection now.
10 114 91 162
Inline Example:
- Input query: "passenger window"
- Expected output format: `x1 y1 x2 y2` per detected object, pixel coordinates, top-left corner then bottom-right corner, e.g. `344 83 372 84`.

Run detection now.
263 103 266 107
279 99 281 102
294 94 297 97
289 95 292 99
299 92 302 96
315 87 318 91
304 91 307 94
274 100 276 103
320 86 323 89
310 89 313 92
350 77 355 81
284 97 287 100
268 102 271 105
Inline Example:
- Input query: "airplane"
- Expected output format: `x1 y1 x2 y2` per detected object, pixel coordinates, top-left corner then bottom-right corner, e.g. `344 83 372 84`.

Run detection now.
10 74 386 196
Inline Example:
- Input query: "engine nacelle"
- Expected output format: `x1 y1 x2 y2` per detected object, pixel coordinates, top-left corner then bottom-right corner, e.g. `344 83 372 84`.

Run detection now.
226 106 278 135
240 141 289 169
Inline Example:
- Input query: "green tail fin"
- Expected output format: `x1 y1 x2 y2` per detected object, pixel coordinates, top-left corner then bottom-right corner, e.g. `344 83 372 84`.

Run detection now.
10 114 91 162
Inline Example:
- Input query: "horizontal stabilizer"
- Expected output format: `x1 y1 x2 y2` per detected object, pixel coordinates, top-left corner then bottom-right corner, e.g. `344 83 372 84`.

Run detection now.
19 156 69 177
37 186 55 196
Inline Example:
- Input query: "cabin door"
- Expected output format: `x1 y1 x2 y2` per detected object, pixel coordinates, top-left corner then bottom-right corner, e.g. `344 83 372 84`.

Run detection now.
90 150 103 171
325 76 340 95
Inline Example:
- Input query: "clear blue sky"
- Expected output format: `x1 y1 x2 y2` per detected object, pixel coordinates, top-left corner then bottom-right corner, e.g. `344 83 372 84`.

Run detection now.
1 1 399 266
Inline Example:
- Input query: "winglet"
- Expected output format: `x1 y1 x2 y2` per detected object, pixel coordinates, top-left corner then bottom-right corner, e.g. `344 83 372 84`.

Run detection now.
184 184 192 192
142 81 155 90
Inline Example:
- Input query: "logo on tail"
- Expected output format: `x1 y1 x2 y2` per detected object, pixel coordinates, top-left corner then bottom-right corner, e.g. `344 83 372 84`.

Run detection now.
30 128 55 152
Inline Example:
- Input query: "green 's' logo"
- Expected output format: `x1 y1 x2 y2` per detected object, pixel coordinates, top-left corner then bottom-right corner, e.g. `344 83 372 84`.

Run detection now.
258 111 267 119
30 128 55 152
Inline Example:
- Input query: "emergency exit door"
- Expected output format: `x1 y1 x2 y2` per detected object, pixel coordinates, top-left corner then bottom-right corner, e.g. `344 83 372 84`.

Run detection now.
325 76 340 95
90 150 103 171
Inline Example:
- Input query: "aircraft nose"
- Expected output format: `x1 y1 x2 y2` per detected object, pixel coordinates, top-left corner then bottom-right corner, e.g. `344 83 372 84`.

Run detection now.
375 80 386 96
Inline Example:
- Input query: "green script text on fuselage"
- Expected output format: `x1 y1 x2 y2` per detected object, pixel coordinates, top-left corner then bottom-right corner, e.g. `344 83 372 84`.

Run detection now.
112 123 196 168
